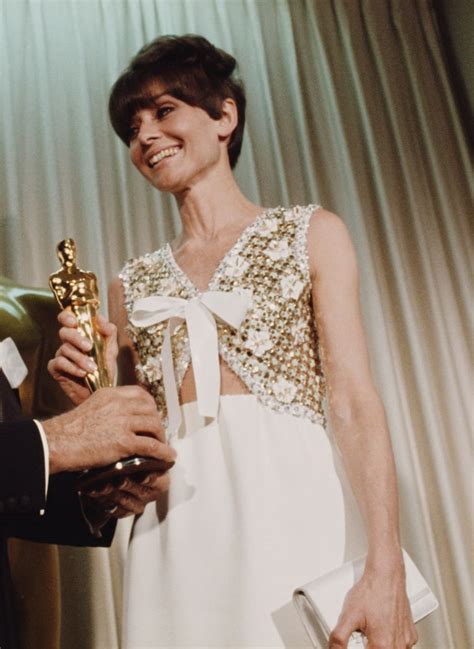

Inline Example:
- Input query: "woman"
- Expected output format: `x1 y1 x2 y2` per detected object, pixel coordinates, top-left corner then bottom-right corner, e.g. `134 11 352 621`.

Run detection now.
49 35 417 648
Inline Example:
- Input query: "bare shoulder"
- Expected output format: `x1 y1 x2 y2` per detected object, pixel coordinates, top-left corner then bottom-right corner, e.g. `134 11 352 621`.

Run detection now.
307 208 358 280
307 207 353 250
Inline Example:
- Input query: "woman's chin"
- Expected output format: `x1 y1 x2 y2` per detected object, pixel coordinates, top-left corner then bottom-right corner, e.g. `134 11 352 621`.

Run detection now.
147 164 213 195
147 171 183 194
151 170 199 196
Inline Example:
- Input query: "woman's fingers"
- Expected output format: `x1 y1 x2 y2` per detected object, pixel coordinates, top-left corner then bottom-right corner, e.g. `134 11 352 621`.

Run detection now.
58 325 93 351
58 311 117 349
52 308 121 406
56 341 96 372
45 364 91 405
329 573 417 649
50 346 94 378
57 309 77 327
55 310 118 383
329 614 362 649
48 354 87 379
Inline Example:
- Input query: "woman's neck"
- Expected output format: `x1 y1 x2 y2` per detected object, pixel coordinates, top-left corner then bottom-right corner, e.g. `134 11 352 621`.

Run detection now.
173 168 263 245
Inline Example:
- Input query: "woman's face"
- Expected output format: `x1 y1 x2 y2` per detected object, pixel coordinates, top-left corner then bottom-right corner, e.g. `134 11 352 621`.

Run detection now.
128 88 224 194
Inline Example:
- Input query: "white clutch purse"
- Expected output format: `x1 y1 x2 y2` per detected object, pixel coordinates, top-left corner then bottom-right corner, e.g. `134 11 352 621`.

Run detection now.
293 549 439 649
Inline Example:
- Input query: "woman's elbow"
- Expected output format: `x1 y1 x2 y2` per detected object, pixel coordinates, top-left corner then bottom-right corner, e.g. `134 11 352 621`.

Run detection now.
327 384 384 429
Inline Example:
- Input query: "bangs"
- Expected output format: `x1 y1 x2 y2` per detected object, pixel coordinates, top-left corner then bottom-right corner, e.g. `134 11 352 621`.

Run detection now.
109 66 221 145
109 73 165 144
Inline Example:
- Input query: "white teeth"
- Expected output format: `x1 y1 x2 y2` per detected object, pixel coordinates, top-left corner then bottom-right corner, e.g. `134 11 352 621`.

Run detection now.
149 146 180 167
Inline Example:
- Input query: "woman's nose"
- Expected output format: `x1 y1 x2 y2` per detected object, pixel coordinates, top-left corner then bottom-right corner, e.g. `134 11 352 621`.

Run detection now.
137 119 161 145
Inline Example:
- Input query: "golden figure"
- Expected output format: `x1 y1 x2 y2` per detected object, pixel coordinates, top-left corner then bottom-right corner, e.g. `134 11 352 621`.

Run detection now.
49 239 111 392
48 240 169 490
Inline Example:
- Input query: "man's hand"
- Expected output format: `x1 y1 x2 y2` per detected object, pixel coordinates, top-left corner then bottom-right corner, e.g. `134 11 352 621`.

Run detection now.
84 472 171 518
42 386 176 474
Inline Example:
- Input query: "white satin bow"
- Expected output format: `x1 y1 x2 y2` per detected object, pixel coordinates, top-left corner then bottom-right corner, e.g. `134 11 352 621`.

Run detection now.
130 290 251 435
0 337 28 388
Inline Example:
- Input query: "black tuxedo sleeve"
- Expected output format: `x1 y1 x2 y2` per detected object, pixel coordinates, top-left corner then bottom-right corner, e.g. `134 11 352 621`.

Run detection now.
5 471 116 547
0 419 46 515
0 419 115 547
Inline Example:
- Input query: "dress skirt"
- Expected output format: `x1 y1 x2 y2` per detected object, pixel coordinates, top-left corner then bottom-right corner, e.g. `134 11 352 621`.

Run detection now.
123 395 366 648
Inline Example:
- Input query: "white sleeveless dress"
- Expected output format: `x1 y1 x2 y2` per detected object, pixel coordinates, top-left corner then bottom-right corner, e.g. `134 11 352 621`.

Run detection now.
119 206 367 648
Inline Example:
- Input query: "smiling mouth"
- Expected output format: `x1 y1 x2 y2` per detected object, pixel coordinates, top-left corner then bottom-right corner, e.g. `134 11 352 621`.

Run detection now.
149 146 181 168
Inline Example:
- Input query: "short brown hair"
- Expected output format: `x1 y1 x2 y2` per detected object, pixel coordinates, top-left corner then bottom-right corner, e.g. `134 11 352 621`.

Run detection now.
109 35 246 169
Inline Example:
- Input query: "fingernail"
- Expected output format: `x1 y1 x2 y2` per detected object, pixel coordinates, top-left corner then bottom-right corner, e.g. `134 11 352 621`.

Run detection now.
65 315 76 325
87 360 97 371
81 340 92 351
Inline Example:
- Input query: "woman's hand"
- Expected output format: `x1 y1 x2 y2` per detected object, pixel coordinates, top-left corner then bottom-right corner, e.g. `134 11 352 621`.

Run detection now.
48 310 118 405
329 558 418 649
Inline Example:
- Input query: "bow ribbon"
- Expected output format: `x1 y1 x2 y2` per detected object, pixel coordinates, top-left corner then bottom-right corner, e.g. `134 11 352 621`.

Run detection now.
0 337 28 388
130 290 251 436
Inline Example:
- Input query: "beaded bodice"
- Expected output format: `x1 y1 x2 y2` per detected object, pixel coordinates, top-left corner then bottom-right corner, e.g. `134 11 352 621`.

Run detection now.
120 204 326 426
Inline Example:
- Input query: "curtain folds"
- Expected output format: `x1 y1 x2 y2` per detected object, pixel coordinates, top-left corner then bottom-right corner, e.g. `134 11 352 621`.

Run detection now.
0 1 471 648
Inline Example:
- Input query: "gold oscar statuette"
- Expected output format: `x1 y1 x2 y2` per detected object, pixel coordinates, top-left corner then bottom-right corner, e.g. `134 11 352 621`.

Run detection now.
49 238 111 392
49 239 173 490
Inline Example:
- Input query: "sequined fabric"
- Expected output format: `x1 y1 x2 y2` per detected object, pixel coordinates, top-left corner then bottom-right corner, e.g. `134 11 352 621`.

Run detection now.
120 204 326 426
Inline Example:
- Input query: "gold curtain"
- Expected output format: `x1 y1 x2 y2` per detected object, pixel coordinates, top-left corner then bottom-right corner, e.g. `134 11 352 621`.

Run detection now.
0 1 471 648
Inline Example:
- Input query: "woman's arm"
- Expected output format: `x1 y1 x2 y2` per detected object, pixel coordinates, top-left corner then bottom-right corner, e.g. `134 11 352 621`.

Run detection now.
108 276 139 386
308 209 417 649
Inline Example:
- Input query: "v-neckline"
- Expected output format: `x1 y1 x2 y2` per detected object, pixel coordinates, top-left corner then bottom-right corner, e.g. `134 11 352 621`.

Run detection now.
165 206 276 294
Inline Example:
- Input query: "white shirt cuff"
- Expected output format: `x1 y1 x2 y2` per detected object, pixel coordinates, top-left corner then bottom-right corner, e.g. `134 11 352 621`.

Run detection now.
33 419 49 514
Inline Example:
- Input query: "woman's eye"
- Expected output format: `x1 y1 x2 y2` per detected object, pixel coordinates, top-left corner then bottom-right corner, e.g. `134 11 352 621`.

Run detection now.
128 125 139 140
156 106 173 119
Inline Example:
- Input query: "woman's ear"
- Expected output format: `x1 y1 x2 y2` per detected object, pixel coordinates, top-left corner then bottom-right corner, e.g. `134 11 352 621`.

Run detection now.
217 98 238 141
